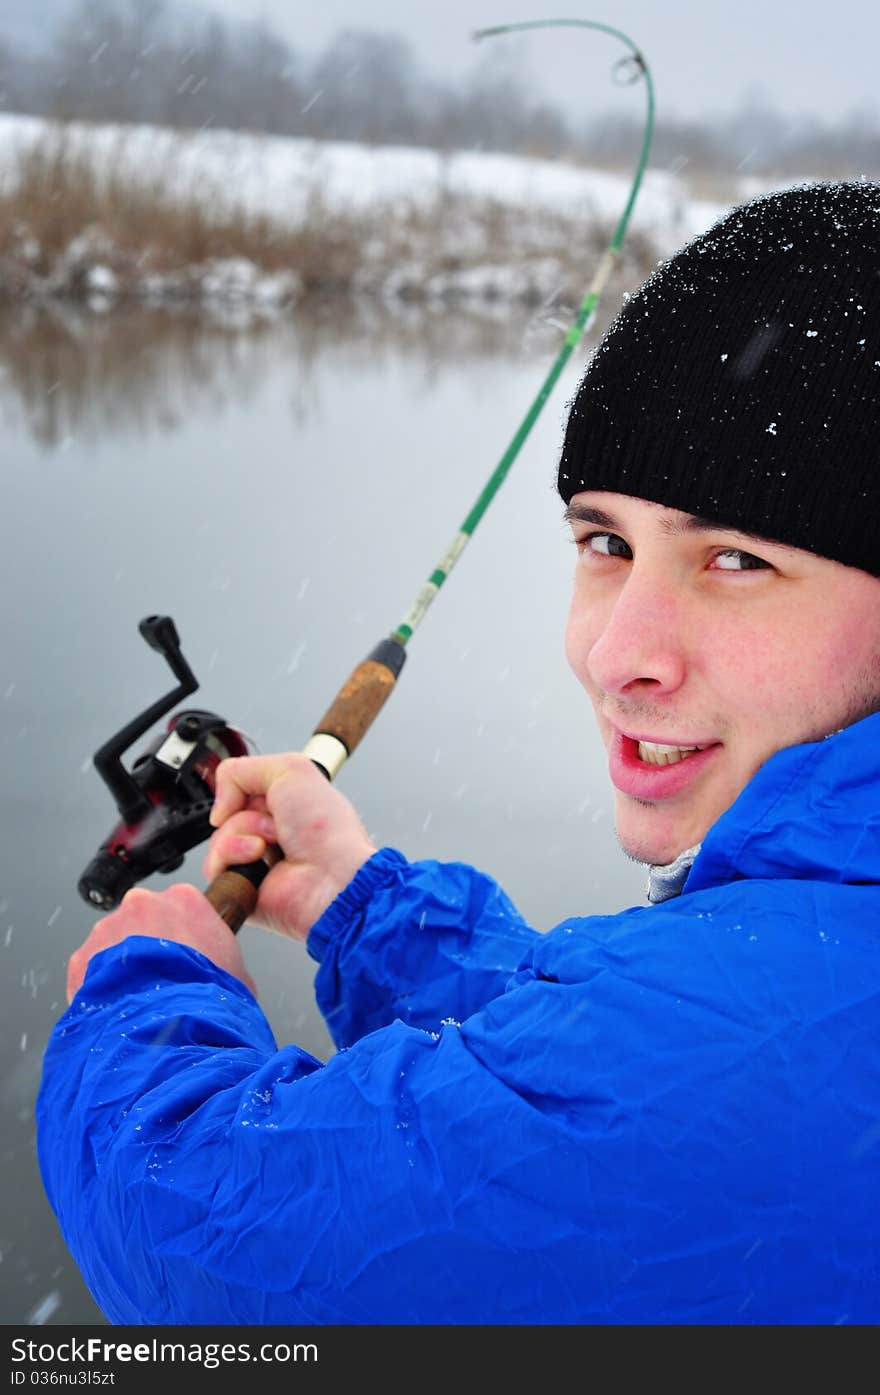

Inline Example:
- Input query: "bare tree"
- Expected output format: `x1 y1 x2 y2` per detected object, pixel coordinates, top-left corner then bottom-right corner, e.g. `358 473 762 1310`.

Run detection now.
222 21 301 135
0 40 24 112
306 30 421 144
0 0 876 184
49 0 169 122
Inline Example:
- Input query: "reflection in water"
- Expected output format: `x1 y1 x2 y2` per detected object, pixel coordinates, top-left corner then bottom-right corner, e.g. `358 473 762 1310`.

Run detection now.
0 294 619 448
2 294 646 1325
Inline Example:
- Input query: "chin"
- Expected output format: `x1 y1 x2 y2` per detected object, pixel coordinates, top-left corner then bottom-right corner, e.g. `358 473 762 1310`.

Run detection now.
617 833 677 867
615 803 703 868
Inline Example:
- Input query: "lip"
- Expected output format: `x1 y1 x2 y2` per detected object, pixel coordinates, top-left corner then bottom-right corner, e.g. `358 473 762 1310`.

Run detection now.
607 728 722 801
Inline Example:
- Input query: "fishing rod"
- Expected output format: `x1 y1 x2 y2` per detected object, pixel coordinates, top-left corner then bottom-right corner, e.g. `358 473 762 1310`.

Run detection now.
78 18 655 933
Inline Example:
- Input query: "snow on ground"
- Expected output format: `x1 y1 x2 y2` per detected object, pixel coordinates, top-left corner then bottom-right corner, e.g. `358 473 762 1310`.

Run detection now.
0 111 731 243
0 112 778 311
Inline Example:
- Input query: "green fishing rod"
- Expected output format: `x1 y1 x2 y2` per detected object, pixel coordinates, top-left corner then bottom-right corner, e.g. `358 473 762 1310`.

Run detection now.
206 17 656 932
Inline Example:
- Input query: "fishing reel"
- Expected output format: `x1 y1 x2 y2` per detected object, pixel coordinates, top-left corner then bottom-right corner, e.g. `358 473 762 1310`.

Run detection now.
77 615 251 912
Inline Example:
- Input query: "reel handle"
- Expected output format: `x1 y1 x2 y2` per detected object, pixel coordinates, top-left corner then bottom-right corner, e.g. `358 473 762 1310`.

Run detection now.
204 637 406 934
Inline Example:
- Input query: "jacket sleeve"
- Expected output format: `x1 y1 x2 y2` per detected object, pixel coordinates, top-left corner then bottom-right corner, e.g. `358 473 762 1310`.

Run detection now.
36 933 589 1325
38 874 880 1326
305 846 540 1048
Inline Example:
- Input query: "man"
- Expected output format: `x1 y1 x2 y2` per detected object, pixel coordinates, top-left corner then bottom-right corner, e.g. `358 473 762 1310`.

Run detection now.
38 181 880 1323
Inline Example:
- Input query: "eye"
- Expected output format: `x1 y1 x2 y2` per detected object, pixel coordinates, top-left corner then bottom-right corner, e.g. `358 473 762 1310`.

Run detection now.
577 531 633 559
710 548 772 571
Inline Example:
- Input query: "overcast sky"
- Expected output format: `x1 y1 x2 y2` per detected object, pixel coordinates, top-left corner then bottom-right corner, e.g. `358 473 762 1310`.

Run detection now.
204 0 879 127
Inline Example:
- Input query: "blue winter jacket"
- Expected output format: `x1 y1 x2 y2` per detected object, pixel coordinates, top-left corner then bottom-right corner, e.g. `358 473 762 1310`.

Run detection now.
36 712 880 1324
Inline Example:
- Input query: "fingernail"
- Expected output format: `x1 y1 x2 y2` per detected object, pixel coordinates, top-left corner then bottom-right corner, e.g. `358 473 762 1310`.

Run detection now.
258 817 275 838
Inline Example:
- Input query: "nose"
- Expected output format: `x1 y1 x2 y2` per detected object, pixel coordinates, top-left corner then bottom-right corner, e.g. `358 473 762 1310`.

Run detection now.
577 565 689 699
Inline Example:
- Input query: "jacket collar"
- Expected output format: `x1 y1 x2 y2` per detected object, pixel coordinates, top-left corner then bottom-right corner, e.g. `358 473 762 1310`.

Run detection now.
685 709 880 894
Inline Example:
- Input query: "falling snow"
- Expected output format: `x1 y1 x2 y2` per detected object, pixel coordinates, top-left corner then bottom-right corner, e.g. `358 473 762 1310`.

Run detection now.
286 642 307 674
26 1291 62 1326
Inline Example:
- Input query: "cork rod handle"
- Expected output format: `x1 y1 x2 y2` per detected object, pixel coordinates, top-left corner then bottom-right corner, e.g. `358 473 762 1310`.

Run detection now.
204 637 407 933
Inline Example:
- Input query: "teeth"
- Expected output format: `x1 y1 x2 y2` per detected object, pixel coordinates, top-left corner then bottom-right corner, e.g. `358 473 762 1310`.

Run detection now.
637 740 704 766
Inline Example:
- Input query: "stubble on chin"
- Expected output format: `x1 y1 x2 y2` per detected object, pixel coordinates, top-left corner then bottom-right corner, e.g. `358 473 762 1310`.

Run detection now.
613 795 667 867
612 790 709 868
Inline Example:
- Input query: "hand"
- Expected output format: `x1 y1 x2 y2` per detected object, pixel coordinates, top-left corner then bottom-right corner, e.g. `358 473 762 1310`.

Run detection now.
204 752 377 941
67 882 257 1004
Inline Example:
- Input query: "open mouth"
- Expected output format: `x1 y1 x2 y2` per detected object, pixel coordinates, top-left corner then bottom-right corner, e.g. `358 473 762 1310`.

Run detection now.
636 740 712 767
606 730 722 800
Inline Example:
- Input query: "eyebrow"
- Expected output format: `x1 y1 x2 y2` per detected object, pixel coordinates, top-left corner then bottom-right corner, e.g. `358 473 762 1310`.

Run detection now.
562 502 797 552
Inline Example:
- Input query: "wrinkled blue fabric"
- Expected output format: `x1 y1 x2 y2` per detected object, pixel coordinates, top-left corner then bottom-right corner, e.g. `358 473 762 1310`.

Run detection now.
36 712 880 1324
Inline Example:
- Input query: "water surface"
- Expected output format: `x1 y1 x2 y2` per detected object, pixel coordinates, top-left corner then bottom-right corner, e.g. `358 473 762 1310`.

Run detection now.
0 299 645 1323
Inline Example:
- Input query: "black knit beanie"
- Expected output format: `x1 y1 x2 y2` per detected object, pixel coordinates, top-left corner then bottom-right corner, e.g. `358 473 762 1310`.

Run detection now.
558 179 880 575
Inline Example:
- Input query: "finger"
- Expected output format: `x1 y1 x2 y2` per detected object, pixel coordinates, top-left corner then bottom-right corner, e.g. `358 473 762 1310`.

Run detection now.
203 832 267 883
89 887 155 945
163 880 233 929
209 753 306 827
206 808 271 842
203 810 274 880
66 887 161 1001
68 884 242 1003
105 885 199 941
208 790 269 826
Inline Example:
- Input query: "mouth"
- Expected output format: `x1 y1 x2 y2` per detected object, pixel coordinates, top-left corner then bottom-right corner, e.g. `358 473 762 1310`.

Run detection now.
635 739 712 767
607 728 722 800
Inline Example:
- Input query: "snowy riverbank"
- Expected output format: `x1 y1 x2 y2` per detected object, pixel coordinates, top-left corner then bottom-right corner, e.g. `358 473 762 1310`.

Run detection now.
0 113 775 315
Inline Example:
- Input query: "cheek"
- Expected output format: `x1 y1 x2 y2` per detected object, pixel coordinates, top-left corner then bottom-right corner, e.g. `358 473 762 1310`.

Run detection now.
803 613 880 721
718 626 788 703
711 620 820 754
821 610 880 671
720 609 878 741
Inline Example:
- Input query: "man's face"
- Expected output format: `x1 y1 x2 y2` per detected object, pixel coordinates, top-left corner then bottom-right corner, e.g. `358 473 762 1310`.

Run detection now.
564 491 880 866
